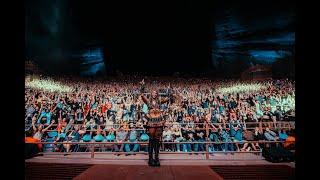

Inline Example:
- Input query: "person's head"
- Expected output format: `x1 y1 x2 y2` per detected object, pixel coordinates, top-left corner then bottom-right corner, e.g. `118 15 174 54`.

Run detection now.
119 126 124 131
188 133 194 138
173 127 178 132
90 118 94 123
281 129 287 134
151 90 158 98
74 125 79 131
38 124 43 131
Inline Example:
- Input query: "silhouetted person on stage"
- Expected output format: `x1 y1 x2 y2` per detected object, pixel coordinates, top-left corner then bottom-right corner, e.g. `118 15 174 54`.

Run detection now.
139 79 176 166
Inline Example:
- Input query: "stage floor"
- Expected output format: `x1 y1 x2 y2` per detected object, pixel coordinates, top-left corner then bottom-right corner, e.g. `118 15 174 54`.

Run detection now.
73 165 223 180
25 163 295 180
26 153 295 167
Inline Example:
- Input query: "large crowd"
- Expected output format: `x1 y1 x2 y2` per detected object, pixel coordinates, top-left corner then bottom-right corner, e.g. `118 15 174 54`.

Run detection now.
25 75 295 154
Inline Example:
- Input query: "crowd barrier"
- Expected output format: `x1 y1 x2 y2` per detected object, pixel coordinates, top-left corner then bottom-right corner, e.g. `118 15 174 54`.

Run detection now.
42 121 295 132
26 140 294 159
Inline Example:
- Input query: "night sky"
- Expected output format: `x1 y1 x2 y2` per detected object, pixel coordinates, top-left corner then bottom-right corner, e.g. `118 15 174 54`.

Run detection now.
25 0 295 77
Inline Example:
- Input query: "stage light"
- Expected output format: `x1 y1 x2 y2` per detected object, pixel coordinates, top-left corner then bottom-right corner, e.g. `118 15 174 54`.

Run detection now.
216 83 267 94
25 77 73 93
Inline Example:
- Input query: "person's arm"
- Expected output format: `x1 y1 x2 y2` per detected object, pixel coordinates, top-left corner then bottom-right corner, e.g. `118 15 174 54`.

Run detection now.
222 117 226 129
264 132 273 141
65 119 74 133
42 120 55 132
269 130 277 137
37 112 44 124
210 122 217 132
179 129 182 137
139 79 149 104
140 94 149 105
83 109 88 120
68 130 74 137
116 131 120 142
83 118 88 126
160 94 170 104
50 103 57 113
82 103 85 114
32 118 37 132
123 131 129 142
44 112 50 125
242 118 247 130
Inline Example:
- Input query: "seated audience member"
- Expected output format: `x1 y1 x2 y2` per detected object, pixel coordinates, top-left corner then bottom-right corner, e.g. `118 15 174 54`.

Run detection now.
139 131 149 152
232 125 244 151
284 130 295 149
32 118 55 150
182 126 195 153
103 128 116 151
241 128 258 151
114 126 128 156
264 127 279 141
254 127 264 149
209 132 221 152
162 126 174 151
173 127 184 152
105 128 116 142
278 129 288 141
194 126 206 152
25 131 41 159
82 131 92 142
125 125 140 155
219 127 234 152
63 125 81 152
25 130 41 155
94 127 105 142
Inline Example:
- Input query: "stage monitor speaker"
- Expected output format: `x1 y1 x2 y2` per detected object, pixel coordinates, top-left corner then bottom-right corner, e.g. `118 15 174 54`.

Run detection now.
262 146 294 163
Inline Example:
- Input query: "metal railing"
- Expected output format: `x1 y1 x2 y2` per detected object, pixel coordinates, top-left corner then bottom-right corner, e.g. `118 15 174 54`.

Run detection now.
26 140 294 160
39 121 295 132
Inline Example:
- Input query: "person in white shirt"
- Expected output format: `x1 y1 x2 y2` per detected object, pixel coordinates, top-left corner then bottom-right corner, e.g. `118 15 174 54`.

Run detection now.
162 126 173 151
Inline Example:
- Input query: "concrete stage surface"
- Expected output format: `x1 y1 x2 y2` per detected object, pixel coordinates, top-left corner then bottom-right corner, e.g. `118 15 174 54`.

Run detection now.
26 153 295 167
73 165 223 180
25 153 295 179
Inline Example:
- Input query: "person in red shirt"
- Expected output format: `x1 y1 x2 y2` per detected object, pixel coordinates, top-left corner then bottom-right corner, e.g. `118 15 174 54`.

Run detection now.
25 136 41 150
101 102 108 114
106 101 112 110
83 102 90 117
57 118 67 133
25 130 41 158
